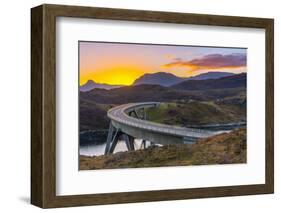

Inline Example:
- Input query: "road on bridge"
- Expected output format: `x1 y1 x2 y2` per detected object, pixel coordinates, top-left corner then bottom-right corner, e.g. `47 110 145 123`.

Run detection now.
107 102 217 139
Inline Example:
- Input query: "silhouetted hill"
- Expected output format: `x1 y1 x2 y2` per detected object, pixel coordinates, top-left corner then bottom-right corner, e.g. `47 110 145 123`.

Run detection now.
171 73 246 90
132 71 235 87
80 80 122 92
133 72 183 86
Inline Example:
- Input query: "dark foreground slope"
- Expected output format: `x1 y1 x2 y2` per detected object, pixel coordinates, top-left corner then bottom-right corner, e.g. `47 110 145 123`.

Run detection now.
80 128 246 170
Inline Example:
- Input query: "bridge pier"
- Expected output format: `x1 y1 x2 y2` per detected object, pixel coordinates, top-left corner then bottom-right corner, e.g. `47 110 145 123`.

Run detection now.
142 108 147 120
122 134 135 151
104 122 136 155
128 110 139 119
128 108 147 120
141 139 146 149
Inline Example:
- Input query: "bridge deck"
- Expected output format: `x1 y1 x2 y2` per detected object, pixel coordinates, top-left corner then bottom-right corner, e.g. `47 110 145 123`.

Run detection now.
107 102 216 139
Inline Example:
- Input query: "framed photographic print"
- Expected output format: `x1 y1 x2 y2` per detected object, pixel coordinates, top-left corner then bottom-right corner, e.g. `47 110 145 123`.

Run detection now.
31 4 274 208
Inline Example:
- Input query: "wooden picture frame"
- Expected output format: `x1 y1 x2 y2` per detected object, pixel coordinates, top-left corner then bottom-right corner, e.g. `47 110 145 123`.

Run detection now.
31 4 274 208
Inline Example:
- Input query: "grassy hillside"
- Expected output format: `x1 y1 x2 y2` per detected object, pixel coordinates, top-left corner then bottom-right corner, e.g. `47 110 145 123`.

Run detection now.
79 84 246 131
145 101 246 126
80 128 246 170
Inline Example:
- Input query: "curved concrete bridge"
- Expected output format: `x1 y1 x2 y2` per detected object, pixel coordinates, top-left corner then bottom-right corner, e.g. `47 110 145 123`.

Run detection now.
104 102 217 155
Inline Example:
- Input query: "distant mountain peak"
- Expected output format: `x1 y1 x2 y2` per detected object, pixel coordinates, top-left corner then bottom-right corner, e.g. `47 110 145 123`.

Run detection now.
133 72 184 87
86 79 95 83
80 80 122 92
82 80 95 86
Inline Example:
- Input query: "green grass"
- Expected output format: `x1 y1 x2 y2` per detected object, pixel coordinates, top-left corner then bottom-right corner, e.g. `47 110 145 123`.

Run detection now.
145 101 245 126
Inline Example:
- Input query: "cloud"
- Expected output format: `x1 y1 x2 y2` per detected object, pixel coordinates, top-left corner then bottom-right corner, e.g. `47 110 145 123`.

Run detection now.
163 53 246 71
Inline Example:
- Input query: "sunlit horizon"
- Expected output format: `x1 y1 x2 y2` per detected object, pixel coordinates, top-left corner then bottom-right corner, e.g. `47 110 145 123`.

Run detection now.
79 42 247 86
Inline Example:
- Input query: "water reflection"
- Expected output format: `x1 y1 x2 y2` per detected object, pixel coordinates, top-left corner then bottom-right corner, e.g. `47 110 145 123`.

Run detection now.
80 139 153 156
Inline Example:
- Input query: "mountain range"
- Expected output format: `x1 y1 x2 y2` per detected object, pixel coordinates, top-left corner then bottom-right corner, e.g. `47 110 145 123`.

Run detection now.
80 73 246 105
80 71 236 91
133 71 235 87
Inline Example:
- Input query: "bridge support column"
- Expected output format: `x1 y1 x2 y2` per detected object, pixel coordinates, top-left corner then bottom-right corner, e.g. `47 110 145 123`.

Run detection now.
141 139 146 149
129 110 140 119
122 134 135 151
128 108 147 120
104 122 135 155
104 122 114 154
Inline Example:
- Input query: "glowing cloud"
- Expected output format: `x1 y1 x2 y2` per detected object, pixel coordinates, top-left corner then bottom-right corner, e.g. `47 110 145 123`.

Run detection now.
163 53 246 71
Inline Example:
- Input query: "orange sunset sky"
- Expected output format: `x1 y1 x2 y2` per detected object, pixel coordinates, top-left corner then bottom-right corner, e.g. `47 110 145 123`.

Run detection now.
79 42 247 86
